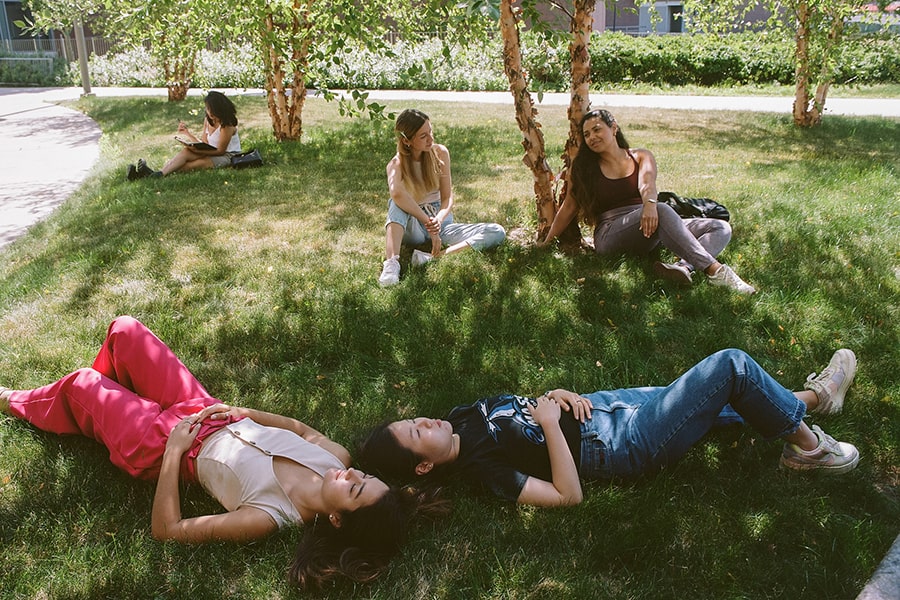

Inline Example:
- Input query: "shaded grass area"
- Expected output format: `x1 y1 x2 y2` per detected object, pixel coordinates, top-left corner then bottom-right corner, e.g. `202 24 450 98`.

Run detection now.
0 97 898 599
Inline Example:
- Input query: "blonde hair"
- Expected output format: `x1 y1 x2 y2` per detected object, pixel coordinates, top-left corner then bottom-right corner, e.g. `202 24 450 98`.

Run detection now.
395 109 442 202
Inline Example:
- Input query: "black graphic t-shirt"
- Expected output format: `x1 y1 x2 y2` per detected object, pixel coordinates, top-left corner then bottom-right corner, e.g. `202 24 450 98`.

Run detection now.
446 394 583 502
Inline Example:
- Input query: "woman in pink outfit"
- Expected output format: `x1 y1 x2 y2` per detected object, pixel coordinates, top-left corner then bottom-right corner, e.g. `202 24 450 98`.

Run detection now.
0 316 439 589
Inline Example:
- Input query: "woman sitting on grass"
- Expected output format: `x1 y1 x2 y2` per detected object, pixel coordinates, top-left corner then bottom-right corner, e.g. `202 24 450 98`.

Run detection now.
537 109 755 294
0 316 441 589
127 91 241 180
358 348 858 507
378 108 507 287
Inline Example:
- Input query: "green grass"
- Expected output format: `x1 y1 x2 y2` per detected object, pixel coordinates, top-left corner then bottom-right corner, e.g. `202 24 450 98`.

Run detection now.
1 95 898 599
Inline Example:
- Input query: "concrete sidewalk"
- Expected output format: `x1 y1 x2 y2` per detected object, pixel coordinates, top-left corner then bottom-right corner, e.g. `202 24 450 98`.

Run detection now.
0 87 101 248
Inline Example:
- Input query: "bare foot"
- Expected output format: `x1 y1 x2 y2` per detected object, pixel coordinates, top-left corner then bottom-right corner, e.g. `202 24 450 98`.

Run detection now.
0 387 11 413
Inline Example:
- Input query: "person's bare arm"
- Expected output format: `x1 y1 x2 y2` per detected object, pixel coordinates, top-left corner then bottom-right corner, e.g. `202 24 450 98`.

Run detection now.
151 419 279 543
634 148 660 238
515 396 583 507
537 188 579 246
387 157 440 236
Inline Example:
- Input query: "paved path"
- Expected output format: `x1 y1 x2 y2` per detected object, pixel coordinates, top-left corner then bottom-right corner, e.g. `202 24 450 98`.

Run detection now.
0 88 101 248
0 86 899 596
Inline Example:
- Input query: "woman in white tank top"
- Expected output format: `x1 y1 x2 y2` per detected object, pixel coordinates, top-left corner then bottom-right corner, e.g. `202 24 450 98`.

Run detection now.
126 91 242 180
0 315 444 589
378 108 507 286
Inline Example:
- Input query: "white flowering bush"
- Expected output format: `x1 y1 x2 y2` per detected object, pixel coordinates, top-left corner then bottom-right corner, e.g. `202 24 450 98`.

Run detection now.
313 37 507 91
67 46 163 86
60 31 899 90
193 43 266 89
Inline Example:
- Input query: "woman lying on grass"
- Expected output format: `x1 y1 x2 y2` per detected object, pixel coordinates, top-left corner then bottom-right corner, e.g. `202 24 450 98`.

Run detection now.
537 108 755 294
0 316 441 589
359 349 858 507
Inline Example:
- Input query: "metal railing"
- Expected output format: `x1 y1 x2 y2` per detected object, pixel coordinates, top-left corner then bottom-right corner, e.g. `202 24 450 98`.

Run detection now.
0 36 116 59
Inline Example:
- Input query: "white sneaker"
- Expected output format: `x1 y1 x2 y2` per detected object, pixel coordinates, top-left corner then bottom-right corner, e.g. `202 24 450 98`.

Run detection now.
780 425 859 474
411 249 433 268
378 256 400 287
708 264 756 295
805 349 856 415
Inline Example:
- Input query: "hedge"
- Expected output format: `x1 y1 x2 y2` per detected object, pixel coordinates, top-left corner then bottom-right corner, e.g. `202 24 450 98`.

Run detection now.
26 30 899 90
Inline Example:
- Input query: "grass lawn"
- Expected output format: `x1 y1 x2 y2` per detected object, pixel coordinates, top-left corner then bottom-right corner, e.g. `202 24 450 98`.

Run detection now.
0 95 898 599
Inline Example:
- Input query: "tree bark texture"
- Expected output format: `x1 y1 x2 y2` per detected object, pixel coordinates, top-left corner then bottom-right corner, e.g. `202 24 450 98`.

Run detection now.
557 0 596 248
499 0 557 240
262 0 311 141
792 0 814 126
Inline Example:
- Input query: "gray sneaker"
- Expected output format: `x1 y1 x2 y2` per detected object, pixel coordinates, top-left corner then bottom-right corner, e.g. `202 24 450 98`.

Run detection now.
378 256 401 287
707 264 756 295
653 261 692 285
805 349 856 415
780 425 859 474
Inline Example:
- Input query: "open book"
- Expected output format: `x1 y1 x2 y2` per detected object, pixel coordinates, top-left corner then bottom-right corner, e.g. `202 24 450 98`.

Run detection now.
174 134 215 151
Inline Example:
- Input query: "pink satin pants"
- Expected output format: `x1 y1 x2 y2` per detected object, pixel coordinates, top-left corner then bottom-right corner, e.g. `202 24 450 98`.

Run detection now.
7 316 232 481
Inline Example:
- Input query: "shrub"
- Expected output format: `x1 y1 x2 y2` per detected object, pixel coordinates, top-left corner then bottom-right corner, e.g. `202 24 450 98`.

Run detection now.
0 52 67 85
61 30 899 91
68 46 163 87
193 43 266 89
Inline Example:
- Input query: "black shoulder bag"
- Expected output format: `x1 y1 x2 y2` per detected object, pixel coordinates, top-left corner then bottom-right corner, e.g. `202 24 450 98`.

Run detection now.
659 191 730 221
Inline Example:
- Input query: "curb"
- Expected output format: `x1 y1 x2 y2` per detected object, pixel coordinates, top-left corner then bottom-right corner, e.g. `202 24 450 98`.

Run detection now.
856 533 900 600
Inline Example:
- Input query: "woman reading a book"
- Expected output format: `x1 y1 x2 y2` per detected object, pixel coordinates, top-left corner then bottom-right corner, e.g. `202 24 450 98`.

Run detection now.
127 91 241 179
0 316 444 588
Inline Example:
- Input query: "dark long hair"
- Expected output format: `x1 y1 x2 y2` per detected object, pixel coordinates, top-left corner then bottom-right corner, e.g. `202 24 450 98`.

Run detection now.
569 109 631 226
205 91 238 127
288 485 448 590
356 421 422 483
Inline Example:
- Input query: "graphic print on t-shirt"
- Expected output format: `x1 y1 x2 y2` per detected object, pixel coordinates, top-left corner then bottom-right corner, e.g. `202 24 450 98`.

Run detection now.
476 394 545 445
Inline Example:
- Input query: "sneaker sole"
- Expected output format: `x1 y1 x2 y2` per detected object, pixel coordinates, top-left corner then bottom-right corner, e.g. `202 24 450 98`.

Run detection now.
779 452 860 474
652 261 692 286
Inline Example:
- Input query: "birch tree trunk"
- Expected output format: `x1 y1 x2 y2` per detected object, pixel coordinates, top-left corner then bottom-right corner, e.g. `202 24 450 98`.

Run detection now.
556 0 596 248
499 0 557 240
262 0 311 141
792 0 814 125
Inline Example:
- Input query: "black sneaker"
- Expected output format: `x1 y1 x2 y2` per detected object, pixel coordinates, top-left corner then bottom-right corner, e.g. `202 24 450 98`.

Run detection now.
126 164 138 181
136 159 154 178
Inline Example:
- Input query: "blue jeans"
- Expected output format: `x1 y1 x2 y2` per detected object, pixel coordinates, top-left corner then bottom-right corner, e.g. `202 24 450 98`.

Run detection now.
385 199 506 250
578 349 806 479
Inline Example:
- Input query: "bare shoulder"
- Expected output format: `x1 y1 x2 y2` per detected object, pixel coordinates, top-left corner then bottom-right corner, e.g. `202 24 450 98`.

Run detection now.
434 143 451 160
386 153 401 174
631 148 658 168
631 147 656 161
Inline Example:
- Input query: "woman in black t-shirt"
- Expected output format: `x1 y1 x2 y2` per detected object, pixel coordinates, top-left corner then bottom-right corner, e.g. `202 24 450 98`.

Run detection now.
358 349 859 507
